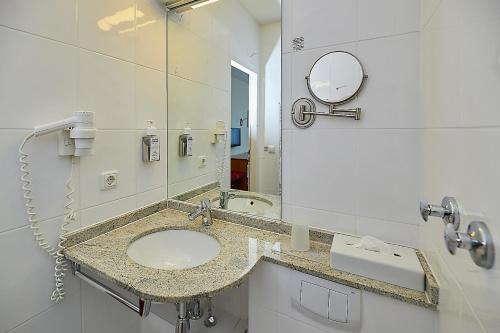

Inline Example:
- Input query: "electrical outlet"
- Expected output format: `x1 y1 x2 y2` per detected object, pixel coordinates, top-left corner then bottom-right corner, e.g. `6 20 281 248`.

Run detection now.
199 155 207 168
101 170 118 190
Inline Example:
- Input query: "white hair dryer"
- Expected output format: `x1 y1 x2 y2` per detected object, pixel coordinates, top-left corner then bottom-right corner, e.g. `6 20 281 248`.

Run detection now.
33 111 96 156
19 111 97 303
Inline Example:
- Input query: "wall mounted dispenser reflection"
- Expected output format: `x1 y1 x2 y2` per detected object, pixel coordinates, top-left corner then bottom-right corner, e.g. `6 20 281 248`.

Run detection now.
210 121 227 144
179 128 193 157
142 120 160 162
420 196 495 269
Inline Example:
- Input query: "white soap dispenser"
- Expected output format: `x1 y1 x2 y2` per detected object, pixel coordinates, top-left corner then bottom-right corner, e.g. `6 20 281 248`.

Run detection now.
142 120 160 162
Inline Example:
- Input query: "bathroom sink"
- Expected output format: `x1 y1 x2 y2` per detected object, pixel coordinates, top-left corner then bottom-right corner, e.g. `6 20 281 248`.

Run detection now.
127 230 220 270
213 196 272 215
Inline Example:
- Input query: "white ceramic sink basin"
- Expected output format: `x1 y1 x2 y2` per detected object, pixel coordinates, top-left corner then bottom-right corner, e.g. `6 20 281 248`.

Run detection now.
127 230 220 270
213 196 272 215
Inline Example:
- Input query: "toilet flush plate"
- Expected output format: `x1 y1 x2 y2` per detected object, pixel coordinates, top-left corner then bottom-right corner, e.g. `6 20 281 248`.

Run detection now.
330 234 425 292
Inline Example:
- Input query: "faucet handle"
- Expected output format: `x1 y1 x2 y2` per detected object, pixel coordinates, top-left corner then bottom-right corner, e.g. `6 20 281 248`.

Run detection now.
201 198 211 209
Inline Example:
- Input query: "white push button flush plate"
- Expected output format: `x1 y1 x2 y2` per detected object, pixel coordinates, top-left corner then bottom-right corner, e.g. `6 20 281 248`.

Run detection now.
329 290 348 323
300 281 329 318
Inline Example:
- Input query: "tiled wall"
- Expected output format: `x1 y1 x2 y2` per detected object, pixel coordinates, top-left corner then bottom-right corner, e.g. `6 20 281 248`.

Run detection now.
282 0 421 246
419 1 500 332
167 0 259 197
0 0 166 332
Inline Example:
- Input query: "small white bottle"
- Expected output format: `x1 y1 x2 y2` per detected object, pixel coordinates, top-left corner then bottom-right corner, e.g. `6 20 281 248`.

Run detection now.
142 120 160 162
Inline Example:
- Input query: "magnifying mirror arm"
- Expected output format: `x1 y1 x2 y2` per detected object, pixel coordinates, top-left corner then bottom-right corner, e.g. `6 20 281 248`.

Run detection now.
303 107 361 120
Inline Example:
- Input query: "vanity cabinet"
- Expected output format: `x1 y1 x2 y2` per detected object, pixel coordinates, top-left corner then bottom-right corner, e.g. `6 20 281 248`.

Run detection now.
248 262 437 333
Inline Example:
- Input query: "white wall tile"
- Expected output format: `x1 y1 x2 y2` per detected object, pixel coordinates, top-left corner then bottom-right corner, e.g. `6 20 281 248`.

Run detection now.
136 66 167 130
9 292 82 333
420 0 442 29
358 0 419 40
0 27 77 129
79 131 137 209
356 216 418 247
356 33 420 129
286 129 358 215
167 75 214 130
361 290 436 333
356 130 420 225
79 195 137 229
290 205 357 235
136 187 166 208
0 218 80 332
78 50 136 130
291 0 357 50
167 20 207 83
0 0 77 44
78 0 136 61
136 0 167 71
458 17 500 128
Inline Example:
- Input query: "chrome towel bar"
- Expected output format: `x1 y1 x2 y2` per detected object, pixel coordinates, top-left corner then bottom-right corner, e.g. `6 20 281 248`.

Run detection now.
71 262 151 317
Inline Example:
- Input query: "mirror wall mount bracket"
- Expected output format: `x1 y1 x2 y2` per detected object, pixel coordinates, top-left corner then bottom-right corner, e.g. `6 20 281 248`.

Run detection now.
291 98 362 129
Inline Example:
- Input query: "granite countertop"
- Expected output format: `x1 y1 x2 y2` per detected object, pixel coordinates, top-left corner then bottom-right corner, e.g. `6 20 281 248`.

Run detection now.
64 207 438 309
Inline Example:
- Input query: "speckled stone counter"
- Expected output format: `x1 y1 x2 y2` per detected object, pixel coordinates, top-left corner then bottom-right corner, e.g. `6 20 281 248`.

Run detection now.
64 207 439 309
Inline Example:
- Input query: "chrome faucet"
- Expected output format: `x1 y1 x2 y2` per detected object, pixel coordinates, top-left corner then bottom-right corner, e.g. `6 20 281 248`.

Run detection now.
219 190 236 209
188 199 213 226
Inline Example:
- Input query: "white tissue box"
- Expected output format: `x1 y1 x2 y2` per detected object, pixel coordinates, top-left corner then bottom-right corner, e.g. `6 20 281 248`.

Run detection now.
330 234 425 291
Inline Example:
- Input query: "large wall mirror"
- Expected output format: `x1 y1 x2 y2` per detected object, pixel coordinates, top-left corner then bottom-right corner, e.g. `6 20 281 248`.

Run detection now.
167 0 282 220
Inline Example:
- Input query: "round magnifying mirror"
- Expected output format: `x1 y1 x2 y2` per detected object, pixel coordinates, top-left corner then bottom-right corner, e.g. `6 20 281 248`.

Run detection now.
307 51 365 105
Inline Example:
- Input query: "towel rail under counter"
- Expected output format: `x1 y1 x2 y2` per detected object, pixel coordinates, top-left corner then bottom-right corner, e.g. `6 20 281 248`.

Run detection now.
70 262 151 317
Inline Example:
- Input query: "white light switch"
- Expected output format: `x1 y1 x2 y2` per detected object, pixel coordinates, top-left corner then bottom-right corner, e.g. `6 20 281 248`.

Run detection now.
329 290 348 323
300 281 329 318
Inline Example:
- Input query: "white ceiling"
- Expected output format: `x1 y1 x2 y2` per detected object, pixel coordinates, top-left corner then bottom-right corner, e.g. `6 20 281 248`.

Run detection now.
238 0 281 25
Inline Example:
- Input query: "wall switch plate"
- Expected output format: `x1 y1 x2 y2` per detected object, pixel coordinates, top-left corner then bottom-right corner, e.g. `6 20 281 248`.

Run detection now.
101 170 118 190
58 130 75 156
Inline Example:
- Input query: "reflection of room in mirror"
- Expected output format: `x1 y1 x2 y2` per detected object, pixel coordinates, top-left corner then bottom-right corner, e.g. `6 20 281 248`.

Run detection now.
308 51 365 104
167 0 281 220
